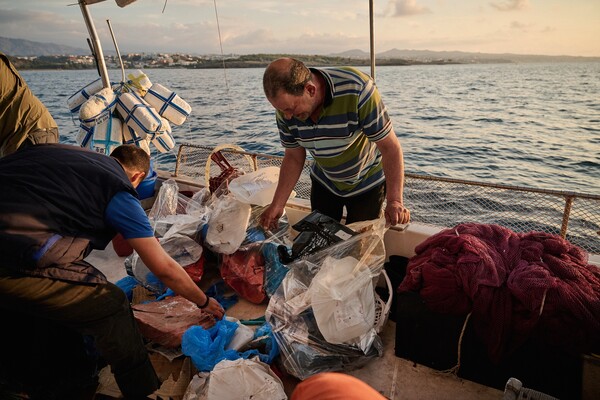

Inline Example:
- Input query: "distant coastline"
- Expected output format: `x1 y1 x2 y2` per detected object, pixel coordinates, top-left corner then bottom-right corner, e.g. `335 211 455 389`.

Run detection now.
7 52 600 71
8 53 470 70
4 35 599 70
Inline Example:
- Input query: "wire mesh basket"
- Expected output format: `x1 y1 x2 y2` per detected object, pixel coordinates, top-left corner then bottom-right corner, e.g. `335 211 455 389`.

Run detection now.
203 144 256 192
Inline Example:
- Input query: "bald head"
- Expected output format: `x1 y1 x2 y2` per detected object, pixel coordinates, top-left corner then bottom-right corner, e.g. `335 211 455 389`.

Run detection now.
263 58 312 100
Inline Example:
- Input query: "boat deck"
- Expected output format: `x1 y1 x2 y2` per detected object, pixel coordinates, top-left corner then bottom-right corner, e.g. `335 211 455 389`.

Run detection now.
88 243 503 399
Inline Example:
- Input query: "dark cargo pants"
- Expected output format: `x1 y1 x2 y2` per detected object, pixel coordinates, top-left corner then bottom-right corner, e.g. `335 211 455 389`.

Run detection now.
310 176 386 224
0 266 159 398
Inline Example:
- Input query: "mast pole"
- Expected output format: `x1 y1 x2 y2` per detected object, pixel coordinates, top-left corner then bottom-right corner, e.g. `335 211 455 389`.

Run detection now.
79 0 111 88
369 0 375 81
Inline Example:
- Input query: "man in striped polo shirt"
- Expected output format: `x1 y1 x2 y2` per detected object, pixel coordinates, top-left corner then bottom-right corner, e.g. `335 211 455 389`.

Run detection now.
260 57 410 229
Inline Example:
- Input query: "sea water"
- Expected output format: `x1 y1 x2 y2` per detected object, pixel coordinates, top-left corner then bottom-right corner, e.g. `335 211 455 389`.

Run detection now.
21 62 600 194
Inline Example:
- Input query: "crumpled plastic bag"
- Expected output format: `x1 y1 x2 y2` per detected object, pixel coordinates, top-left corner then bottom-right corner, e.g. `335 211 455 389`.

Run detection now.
205 194 251 255
182 319 279 372
265 218 388 380
220 243 266 304
310 255 375 344
182 358 287 400
126 179 210 293
263 242 290 298
228 166 296 207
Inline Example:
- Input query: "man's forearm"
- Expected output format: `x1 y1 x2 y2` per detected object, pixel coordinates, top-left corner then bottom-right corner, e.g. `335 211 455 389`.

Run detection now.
271 148 305 208
378 132 405 204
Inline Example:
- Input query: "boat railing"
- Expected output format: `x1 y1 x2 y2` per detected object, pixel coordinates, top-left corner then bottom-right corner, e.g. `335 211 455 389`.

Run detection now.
174 143 600 255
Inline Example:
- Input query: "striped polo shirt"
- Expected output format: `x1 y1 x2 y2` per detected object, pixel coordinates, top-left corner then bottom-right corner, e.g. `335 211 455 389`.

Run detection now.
276 67 393 197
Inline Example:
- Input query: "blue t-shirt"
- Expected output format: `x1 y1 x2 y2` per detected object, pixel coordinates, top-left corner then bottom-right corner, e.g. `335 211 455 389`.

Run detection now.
105 191 154 239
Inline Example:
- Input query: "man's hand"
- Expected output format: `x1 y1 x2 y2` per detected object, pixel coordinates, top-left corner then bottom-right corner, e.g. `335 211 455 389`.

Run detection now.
384 200 410 226
201 297 225 319
260 203 284 230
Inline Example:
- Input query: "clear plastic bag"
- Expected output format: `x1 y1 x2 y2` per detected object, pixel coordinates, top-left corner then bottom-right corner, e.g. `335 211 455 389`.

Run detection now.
205 194 252 255
265 218 388 380
228 166 296 207
126 179 211 293
182 358 287 400
310 255 375 344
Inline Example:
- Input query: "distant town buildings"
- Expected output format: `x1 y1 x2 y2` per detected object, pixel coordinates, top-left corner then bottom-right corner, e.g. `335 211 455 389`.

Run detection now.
8 52 251 70
9 51 475 70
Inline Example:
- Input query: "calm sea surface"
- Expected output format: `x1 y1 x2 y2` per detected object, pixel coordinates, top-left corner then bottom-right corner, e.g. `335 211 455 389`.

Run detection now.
21 62 600 194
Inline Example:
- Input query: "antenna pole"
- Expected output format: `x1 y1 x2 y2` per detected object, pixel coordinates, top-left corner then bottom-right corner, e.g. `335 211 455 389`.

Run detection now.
79 0 111 88
369 0 375 81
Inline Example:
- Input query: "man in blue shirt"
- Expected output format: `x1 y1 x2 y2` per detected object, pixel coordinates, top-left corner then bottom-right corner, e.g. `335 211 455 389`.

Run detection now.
0 144 223 399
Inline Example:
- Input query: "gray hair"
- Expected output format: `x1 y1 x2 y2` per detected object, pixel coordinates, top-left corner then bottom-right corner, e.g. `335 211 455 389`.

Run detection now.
263 58 312 99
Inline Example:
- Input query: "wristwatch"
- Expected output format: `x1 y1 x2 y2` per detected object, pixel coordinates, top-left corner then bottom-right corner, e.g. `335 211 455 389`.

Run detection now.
197 296 210 309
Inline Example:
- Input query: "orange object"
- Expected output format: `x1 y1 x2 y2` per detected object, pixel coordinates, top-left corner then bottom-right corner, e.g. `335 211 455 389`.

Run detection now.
291 372 386 400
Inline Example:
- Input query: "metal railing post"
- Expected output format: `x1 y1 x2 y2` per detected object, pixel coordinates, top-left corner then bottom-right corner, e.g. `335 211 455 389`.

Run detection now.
560 196 574 238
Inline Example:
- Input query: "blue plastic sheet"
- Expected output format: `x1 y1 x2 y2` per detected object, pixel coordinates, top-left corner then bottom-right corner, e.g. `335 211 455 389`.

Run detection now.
254 322 279 364
182 319 279 371
156 288 176 301
205 280 238 309
115 275 138 301
263 242 290 297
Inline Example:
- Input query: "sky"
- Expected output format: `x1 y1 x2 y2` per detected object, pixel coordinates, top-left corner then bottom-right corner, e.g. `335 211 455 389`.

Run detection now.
0 0 599 57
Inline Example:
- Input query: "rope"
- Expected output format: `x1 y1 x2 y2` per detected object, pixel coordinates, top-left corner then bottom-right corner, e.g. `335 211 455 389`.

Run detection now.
539 288 548 317
439 311 472 376
212 0 235 134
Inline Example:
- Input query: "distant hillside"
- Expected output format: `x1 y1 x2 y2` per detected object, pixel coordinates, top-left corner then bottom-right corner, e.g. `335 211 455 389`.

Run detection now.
3 36 598 64
332 48 600 63
332 49 371 59
0 37 88 57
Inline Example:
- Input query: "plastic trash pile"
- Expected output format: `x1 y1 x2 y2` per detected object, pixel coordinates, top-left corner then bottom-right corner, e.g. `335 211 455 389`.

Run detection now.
113 161 391 394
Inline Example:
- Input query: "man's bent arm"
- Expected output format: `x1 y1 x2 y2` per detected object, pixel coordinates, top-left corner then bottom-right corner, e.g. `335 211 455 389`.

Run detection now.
127 237 224 318
376 131 410 225
260 146 306 229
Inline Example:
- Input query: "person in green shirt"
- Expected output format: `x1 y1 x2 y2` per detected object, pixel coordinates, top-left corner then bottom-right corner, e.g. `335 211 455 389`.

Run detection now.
0 52 59 157
260 57 410 228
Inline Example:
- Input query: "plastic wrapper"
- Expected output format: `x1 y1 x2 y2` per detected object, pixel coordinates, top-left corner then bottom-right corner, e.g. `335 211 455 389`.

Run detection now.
148 179 211 231
265 218 388 380
224 316 254 351
220 240 293 303
216 203 293 302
